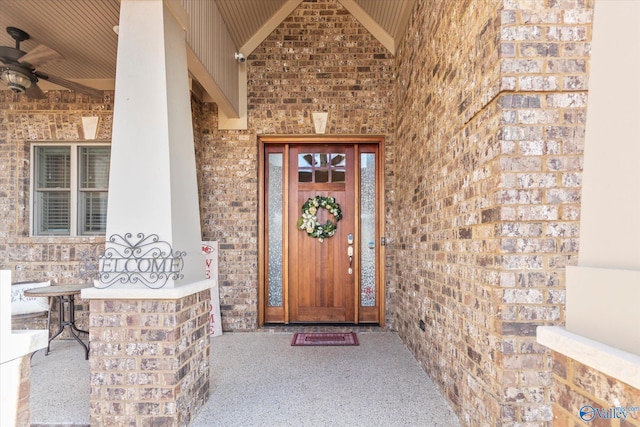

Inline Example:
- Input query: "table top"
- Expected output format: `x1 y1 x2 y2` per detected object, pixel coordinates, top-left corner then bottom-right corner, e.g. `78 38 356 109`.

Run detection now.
23 284 92 297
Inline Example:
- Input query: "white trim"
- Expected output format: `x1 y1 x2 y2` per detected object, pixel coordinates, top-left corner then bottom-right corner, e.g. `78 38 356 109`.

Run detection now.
82 278 215 300
338 0 395 53
186 47 240 119
164 0 189 31
218 65 247 130
537 326 640 389
240 0 303 55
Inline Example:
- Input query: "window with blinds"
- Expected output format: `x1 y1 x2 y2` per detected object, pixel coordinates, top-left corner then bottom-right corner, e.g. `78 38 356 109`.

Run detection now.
33 144 110 236
79 147 110 234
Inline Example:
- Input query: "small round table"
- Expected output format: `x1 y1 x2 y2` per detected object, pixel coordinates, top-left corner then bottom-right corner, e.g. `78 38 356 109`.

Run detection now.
24 284 91 360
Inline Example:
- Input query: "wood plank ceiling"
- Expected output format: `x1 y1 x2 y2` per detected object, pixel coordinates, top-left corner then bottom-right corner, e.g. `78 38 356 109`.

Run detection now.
0 0 414 88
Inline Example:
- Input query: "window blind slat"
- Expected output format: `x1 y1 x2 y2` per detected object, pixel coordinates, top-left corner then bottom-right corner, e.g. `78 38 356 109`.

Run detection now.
37 147 70 189
39 191 70 234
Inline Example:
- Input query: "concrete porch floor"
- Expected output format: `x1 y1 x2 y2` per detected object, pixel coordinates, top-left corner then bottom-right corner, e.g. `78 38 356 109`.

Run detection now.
30 331 460 426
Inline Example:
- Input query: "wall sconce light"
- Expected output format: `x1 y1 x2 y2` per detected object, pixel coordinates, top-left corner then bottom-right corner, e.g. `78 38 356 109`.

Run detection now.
312 112 328 134
1 68 33 93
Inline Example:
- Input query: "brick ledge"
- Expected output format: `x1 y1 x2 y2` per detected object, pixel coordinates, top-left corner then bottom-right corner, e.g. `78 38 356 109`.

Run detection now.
537 326 640 389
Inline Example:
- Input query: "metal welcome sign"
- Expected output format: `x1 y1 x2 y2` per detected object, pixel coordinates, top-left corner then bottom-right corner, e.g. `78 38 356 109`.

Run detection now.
97 233 185 288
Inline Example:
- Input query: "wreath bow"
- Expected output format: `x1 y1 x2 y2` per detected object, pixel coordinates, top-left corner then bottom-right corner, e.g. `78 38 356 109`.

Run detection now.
297 196 342 242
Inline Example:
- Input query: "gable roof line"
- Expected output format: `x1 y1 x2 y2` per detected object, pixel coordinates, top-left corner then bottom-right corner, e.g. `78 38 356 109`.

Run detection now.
236 0 415 57
339 0 395 53
240 0 303 55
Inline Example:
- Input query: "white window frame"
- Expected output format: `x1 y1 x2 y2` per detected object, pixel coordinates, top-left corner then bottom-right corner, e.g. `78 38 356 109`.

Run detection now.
30 141 110 237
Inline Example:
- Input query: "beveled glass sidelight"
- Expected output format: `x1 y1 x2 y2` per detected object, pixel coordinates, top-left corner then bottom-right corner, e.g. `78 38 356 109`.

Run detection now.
267 153 284 307
360 153 376 307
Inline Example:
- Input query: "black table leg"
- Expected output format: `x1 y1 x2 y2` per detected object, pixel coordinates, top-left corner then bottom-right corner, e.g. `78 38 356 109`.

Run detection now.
45 296 64 355
45 294 90 360
67 295 90 360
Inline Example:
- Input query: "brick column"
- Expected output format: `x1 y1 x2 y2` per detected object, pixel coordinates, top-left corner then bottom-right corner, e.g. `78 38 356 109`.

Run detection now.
88 288 210 426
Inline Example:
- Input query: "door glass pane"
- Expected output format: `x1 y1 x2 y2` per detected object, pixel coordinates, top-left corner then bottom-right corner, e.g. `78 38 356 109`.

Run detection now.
299 153 315 167
360 153 376 307
315 169 329 183
331 153 346 167
298 170 312 182
331 169 345 182
298 153 313 182
268 153 284 307
329 153 345 183
297 152 346 183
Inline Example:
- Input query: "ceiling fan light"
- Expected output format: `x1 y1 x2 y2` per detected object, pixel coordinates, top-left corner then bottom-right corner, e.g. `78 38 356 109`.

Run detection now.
1 69 32 93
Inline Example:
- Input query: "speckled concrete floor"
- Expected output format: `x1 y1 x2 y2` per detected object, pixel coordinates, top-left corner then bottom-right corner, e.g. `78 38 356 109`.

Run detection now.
30 331 460 427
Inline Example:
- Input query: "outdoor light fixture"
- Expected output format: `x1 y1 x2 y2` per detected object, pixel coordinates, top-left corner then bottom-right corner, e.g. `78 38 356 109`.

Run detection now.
1 68 32 93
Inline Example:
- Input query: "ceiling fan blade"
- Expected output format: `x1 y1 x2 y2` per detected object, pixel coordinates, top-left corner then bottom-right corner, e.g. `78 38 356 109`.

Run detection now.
18 45 63 67
35 72 103 99
25 83 46 99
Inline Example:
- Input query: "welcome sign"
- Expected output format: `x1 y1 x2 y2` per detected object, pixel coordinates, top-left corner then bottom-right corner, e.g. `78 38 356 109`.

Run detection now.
97 233 185 289
95 233 222 337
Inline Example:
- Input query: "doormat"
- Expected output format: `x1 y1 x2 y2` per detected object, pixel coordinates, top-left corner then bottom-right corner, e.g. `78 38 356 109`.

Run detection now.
291 332 359 346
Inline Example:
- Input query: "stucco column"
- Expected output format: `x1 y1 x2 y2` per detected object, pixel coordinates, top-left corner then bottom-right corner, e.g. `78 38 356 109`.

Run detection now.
565 0 640 354
97 0 204 289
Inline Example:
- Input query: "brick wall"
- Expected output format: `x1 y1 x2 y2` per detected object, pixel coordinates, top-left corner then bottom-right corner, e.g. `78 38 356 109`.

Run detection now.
0 90 112 283
88 290 210 426
194 0 396 330
391 0 592 425
0 89 110 287
0 90 113 331
551 352 640 426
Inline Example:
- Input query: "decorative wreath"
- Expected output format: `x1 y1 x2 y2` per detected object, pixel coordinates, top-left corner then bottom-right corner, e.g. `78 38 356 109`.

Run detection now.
297 196 343 242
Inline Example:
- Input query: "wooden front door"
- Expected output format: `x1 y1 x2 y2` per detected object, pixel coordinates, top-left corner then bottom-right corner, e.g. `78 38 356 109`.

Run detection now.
288 145 355 322
260 137 383 325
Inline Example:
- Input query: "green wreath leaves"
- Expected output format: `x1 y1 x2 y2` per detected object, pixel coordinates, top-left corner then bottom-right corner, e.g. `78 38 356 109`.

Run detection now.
296 196 343 242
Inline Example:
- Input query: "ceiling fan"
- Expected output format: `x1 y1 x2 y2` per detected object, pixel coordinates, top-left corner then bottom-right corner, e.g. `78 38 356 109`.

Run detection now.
0 26 103 99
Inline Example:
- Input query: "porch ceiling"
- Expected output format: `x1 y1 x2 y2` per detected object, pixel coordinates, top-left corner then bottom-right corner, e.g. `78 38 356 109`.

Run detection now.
0 0 414 93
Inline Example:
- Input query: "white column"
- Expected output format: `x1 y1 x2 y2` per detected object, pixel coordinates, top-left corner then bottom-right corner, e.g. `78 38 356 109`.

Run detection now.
99 0 204 289
565 1 640 354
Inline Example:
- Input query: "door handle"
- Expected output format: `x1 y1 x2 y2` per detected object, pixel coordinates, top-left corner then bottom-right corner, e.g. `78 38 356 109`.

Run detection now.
348 245 353 274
